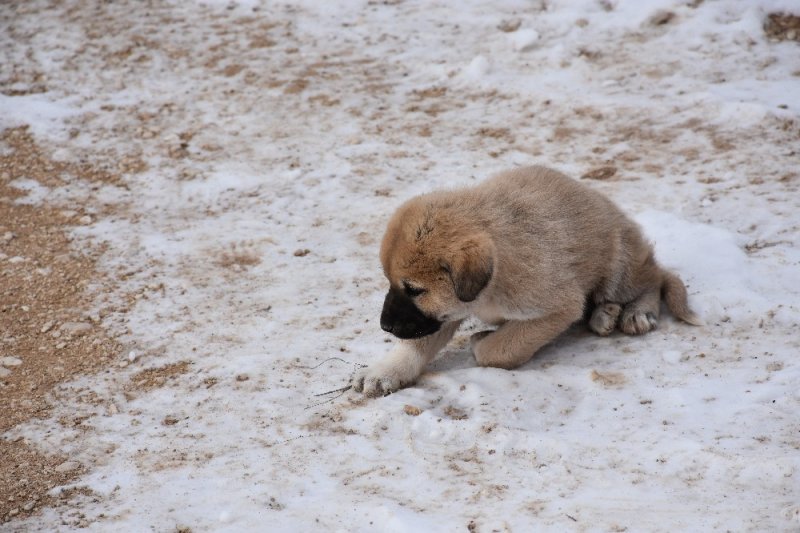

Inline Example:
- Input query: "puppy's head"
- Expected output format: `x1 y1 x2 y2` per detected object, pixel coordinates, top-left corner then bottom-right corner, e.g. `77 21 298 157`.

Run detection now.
379 198 495 339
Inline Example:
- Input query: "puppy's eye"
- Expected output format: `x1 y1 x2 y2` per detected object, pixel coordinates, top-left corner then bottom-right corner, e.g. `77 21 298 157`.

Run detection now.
403 281 426 297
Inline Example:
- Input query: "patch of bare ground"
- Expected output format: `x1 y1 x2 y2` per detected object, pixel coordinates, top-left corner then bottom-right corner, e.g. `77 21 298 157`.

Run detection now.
764 13 800 42
126 360 192 394
0 127 123 523
215 242 263 271
590 369 627 388
0 440 90 524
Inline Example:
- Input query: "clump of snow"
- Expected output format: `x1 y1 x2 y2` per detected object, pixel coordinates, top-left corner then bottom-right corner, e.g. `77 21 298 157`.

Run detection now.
464 55 491 80
510 28 541 52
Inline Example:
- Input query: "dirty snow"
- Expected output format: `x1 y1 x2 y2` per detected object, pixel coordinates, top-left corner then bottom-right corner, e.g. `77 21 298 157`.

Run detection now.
2 0 800 531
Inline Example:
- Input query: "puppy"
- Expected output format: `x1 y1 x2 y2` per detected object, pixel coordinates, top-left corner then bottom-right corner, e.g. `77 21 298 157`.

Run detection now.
353 166 700 397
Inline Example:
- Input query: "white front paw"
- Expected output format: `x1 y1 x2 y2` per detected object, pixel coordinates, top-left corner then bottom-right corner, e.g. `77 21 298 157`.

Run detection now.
351 343 426 397
351 365 404 397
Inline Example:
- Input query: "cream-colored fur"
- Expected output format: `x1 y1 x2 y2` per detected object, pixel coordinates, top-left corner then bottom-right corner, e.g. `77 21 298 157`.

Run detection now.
353 166 700 396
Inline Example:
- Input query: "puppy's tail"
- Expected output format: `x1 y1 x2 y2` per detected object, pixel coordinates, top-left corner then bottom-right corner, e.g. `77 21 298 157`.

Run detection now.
661 270 703 326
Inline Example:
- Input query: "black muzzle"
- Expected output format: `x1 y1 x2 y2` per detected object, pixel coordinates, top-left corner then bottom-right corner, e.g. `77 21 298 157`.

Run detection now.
380 287 442 339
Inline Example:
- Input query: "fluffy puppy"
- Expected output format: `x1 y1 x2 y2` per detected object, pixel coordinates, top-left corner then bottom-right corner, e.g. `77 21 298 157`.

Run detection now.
353 166 700 396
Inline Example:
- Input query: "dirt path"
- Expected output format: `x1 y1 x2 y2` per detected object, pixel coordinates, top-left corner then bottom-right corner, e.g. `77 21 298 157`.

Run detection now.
0 127 123 523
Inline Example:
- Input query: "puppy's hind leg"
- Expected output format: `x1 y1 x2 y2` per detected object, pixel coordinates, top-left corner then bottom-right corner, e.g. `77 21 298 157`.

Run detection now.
472 303 583 369
588 302 622 336
619 288 660 335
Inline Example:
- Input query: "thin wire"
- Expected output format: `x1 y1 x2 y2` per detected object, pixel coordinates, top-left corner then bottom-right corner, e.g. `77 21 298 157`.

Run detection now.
313 385 353 397
304 387 352 410
301 357 366 410
296 357 367 370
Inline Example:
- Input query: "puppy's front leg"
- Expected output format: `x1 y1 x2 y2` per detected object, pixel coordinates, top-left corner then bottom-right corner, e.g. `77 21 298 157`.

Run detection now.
472 308 581 369
353 320 462 397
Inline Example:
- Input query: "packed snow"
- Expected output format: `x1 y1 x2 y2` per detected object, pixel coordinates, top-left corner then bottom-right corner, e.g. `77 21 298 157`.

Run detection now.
2 0 799 531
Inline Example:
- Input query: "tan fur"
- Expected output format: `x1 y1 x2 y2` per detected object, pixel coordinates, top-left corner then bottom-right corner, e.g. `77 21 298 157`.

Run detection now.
353 166 700 396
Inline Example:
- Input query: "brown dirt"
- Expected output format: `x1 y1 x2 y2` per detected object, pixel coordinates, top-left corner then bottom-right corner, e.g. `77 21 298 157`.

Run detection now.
443 405 469 420
582 166 619 181
476 127 514 142
0 127 124 523
0 439 90 523
216 244 263 270
403 404 422 416
126 361 192 393
590 369 627 388
764 13 800 42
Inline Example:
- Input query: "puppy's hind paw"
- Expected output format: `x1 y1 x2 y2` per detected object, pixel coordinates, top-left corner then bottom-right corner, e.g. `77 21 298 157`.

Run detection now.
589 303 622 336
620 310 658 335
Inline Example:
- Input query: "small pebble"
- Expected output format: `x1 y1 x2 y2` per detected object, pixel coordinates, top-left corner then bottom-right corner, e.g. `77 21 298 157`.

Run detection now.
60 322 92 337
78 215 93 224
497 18 521 32
403 404 422 416
648 10 675 26
22 501 35 512
55 461 80 473
0 356 22 367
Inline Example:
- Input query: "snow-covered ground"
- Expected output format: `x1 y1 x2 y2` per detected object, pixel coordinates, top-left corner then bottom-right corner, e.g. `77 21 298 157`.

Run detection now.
2 0 800 530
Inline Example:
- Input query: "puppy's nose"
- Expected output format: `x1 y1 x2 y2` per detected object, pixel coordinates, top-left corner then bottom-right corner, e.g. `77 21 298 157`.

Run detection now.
381 322 394 333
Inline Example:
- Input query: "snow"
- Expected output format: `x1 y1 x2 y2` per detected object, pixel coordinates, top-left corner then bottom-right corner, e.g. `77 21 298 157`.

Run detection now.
0 94 83 141
9 178 51 205
2 0 799 531
510 29 541 52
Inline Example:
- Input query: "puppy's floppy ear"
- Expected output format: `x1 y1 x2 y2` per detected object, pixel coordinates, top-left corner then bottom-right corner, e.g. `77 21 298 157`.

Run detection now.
442 234 495 302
